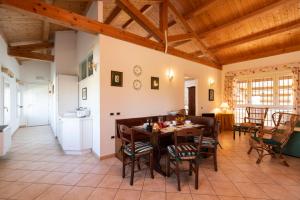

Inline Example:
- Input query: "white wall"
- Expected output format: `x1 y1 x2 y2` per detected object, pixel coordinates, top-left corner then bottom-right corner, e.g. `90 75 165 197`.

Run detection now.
99 35 221 156
54 31 77 75
221 50 300 101
20 61 50 84
0 35 21 134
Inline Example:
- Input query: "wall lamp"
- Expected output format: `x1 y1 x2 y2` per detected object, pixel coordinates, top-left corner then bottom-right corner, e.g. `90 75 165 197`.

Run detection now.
166 68 174 81
208 78 215 88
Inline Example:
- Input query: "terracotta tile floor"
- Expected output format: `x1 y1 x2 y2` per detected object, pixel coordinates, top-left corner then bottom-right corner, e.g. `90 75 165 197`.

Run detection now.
0 126 300 200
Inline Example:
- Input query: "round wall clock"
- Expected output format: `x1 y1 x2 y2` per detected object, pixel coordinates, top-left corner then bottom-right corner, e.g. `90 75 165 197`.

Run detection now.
133 79 142 90
133 65 142 76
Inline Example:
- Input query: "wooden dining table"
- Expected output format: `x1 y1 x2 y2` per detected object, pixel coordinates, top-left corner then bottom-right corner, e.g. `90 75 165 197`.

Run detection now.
132 123 207 176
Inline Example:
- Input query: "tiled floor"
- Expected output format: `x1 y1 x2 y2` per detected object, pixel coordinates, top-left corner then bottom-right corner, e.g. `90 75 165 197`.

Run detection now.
0 126 300 200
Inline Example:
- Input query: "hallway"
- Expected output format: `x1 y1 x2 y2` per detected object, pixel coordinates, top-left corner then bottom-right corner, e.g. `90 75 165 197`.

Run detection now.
0 126 300 200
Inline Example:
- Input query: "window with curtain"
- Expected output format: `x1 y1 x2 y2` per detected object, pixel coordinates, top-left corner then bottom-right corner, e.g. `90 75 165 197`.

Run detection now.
234 73 293 126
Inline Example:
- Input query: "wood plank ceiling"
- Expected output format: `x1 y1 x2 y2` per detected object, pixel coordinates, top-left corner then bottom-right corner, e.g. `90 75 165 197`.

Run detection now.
0 0 300 68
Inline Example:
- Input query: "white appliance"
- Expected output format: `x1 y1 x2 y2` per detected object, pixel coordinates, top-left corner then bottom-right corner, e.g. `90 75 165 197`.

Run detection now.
58 116 93 155
0 125 11 156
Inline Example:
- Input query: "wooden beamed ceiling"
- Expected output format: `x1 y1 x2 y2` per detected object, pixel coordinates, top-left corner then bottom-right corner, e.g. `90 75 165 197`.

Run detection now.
0 0 300 66
0 0 219 68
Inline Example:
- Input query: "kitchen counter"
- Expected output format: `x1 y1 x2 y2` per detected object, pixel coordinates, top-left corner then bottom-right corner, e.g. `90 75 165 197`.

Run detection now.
0 125 11 156
58 116 93 155
0 125 8 132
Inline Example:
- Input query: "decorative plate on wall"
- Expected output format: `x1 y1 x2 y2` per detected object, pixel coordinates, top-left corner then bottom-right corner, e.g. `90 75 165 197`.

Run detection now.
133 79 142 90
133 65 142 76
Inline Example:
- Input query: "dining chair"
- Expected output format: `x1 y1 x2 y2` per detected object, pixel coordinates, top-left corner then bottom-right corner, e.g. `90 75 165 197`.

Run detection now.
166 128 203 191
119 124 154 185
188 116 219 171
248 112 300 166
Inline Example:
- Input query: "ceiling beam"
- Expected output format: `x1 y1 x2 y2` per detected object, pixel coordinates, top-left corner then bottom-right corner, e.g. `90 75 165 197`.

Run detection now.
146 20 175 39
168 33 193 42
210 19 300 51
171 39 191 48
122 4 152 29
83 0 93 15
221 43 300 65
116 0 163 41
184 0 217 20
198 0 297 38
192 50 203 57
8 49 54 62
104 6 121 24
159 0 168 36
0 0 220 69
9 42 54 51
168 2 220 66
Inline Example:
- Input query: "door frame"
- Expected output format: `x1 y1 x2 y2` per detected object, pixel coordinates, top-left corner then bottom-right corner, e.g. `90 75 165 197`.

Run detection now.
184 78 198 116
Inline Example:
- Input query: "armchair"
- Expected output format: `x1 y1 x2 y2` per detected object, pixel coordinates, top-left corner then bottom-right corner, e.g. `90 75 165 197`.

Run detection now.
248 112 300 166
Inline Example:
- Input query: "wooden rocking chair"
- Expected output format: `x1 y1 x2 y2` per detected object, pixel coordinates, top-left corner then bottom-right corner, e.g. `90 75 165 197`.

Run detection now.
248 112 300 166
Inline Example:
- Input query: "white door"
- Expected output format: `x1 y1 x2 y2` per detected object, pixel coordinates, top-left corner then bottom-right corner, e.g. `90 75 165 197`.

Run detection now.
24 84 49 126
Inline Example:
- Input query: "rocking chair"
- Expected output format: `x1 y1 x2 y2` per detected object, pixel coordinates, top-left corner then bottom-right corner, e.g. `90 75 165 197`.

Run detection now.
248 112 300 166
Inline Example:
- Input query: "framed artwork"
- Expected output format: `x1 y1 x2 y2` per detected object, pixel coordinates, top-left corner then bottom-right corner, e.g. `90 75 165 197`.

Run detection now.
87 53 93 76
209 89 214 101
111 71 123 87
151 77 159 90
82 87 87 100
80 60 87 80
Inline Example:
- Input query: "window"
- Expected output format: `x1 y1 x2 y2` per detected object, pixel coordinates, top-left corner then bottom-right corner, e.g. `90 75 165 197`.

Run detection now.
278 75 293 106
234 72 293 126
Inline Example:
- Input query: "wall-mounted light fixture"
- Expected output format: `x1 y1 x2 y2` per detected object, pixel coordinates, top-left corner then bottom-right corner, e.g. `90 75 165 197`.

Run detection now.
166 68 174 81
208 78 215 88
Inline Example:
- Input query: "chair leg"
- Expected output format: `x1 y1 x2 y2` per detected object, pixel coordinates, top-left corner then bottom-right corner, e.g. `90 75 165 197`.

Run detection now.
175 161 181 191
166 154 170 177
279 153 289 167
213 147 218 171
189 161 192 176
149 151 154 178
137 158 141 170
195 160 199 190
256 149 263 164
130 158 135 185
247 147 253 155
122 152 126 178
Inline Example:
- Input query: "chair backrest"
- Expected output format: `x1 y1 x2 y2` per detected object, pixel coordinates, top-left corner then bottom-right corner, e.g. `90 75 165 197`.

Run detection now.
201 113 216 118
187 116 218 139
271 112 300 145
173 128 203 156
244 107 269 128
119 124 134 151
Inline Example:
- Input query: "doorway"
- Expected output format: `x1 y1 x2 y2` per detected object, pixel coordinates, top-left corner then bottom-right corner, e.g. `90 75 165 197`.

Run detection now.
4 82 10 125
24 83 49 126
184 78 197 116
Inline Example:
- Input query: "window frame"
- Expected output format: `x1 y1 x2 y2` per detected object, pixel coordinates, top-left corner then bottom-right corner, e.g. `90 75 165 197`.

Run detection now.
234 70 294 126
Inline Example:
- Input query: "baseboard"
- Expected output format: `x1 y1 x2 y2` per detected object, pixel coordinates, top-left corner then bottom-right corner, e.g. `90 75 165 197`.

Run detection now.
100 153 116 160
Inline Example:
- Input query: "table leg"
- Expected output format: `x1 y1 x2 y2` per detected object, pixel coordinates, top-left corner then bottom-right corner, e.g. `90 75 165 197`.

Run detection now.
233 128 236 140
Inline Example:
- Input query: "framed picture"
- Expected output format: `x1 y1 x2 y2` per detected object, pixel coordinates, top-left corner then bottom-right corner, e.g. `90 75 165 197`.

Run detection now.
111 71 123 87
87 53 93 76
151 77 159 90
209 89 214 101
80 60 87 81
82 87 87 100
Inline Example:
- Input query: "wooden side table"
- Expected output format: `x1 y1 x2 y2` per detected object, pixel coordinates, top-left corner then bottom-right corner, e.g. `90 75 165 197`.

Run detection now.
216 113 234 131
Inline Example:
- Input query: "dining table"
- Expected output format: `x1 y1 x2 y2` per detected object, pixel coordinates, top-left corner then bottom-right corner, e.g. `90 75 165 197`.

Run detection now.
132 123 207 176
